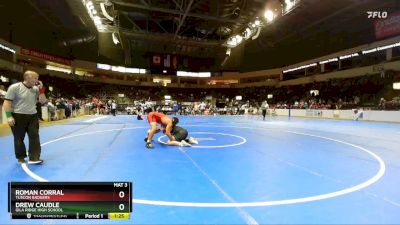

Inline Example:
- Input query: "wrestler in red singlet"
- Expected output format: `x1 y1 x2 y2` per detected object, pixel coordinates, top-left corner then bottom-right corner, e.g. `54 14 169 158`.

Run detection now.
147 111 169 125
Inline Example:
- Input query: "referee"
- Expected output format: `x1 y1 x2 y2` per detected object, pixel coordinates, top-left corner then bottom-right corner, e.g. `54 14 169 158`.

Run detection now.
261 100 269 120
3 70 47 164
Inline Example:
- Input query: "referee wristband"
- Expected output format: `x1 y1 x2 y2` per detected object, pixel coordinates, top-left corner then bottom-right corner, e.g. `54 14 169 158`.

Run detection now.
6 112 13 118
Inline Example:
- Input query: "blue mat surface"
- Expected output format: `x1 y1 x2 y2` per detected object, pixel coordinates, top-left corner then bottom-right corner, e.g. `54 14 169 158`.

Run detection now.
0 115 399 224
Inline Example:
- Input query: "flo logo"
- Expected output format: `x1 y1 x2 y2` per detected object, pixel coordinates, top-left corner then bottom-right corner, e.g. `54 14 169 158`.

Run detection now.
367 11 388 19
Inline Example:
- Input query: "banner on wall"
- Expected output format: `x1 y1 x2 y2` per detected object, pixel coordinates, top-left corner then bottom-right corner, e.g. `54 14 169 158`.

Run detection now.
375 12 400 39
163 54 170 68
333 110 340 118
172 55 177 69
21 48 71 65
152 55 161 65
305 109 323 117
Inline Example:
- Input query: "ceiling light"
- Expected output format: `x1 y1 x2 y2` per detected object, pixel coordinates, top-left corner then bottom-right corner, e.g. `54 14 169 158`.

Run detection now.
227 36 237 46
264 10 274 22
285 0 295 11
244 27 252 39
235 35 243 44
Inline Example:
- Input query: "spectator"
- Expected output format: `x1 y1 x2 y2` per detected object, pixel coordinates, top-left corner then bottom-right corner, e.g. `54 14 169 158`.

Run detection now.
379 98 386 110
0 85 7 97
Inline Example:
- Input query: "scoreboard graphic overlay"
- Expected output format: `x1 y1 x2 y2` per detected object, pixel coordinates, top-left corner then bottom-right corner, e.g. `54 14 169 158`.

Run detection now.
8 182 132 220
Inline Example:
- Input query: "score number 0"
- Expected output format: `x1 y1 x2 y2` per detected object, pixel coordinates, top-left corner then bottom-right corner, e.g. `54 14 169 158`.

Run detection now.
119 190 125 210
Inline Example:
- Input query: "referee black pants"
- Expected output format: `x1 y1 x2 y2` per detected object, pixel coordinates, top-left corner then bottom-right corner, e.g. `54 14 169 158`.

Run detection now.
10 113 41 160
